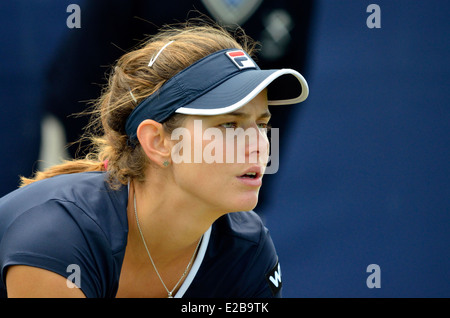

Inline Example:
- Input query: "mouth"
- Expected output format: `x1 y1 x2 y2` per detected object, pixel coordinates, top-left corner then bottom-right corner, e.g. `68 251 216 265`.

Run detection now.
237 167 263 186
238 171 260 179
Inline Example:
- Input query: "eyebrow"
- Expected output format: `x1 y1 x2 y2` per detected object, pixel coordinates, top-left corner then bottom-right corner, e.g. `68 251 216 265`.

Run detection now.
225 110 272 119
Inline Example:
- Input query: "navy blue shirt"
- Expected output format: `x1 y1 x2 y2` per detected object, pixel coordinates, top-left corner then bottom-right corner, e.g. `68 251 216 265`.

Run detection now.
0 172 281 298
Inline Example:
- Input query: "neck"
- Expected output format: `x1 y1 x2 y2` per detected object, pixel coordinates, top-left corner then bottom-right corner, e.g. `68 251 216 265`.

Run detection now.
127 178 219 266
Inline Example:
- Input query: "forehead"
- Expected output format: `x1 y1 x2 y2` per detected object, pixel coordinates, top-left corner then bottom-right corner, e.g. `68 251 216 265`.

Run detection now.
226 89 269 117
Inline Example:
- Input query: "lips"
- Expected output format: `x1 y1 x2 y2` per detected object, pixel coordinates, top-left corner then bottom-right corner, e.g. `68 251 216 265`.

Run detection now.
237 166 263 186
240 172 258 179
238 166 262 178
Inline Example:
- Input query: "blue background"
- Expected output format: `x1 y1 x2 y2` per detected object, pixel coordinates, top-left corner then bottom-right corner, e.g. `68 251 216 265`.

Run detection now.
1 1 449 297
263 0 450 297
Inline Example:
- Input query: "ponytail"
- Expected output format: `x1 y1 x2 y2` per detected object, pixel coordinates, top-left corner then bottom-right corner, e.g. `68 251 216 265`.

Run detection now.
20 159 106 187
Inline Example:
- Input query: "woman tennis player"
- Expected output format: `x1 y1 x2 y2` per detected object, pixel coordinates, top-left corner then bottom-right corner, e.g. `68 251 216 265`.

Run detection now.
0 22 308 298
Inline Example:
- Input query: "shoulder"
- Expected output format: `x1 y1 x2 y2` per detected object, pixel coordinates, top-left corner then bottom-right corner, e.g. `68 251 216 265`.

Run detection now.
0 172 128 247
0 199 111 297
0 172 115 214
0 172 128 298
214 211 278 273
191 211 281 297
213 211 269 244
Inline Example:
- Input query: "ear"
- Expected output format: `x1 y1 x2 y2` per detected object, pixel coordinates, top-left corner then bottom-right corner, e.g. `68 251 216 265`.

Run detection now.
136 119 171 167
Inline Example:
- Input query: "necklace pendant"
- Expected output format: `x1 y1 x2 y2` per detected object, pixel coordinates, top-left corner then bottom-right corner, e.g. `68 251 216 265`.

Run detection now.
168 292 173 298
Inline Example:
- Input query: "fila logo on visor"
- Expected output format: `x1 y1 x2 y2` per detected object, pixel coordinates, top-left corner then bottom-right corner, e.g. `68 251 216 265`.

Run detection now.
226 50 257 70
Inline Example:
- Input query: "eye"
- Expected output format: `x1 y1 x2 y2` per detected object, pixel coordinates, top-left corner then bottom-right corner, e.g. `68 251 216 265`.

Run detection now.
257 122 272 131
220 122 238 129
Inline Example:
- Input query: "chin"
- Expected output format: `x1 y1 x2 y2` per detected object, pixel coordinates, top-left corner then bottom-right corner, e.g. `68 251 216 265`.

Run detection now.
228 192 260 212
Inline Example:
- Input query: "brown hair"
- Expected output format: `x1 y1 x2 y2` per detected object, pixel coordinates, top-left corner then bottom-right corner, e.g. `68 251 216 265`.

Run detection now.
20 21 258 189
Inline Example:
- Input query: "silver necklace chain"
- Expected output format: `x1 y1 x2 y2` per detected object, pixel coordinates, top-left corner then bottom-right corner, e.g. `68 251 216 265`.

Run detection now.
133 192 202 298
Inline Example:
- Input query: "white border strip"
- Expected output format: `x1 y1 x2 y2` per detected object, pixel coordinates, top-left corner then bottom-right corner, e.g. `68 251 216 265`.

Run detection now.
174 226 212 298
175 69 309 116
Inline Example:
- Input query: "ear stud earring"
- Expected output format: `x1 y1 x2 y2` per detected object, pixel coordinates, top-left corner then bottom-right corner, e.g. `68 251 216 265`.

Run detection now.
163 160 170 167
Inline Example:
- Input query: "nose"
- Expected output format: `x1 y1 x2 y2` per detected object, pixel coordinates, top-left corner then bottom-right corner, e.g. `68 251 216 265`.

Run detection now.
246 125 270 165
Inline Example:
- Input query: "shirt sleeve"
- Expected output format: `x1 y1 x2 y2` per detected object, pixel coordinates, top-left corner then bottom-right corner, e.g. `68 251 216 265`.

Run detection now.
241 224 283 298
0 199 114 298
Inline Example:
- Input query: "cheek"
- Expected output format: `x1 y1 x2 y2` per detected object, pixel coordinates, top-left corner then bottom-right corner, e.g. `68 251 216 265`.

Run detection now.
204 139 234 164
172 162 240 211
170 127 227 164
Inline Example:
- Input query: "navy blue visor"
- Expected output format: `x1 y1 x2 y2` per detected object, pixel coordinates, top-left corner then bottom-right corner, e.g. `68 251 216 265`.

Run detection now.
125 48 308 141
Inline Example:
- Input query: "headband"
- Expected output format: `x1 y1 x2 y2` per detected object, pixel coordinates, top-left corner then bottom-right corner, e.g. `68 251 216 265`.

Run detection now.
125 48 308 141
